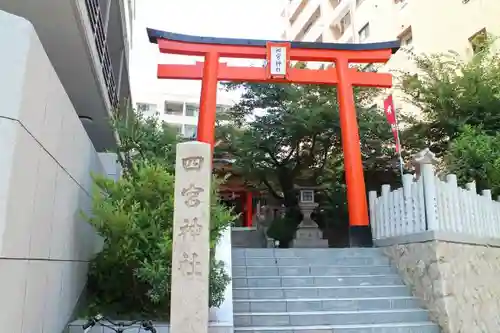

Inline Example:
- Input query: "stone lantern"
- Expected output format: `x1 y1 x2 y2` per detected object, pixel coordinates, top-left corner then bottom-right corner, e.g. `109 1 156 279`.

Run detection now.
291 186 329 248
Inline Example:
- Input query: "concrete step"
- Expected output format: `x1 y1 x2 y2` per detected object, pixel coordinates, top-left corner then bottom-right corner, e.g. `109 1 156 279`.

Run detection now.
233 296 422 313
233 285 411 299
233 265 396 277
232 274 403 288
233 256 390 266
234 309 430 327
232 248 384 258
234 322 440 333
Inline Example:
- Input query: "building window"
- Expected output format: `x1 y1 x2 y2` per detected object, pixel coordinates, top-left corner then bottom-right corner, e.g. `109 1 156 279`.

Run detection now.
358 23 370 42
216 105 228 114
469 28 488 54
184 125 197 138
185 104 199 117
398 27 413 48
164 101 183 115
330 11 351 40
136 102 156 113
329 0 342 10
167 123 182 134
403 34 413 46
340 12 351 34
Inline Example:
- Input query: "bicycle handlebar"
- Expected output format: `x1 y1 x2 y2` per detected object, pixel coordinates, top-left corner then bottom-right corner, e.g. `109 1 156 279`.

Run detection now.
82 315 156 333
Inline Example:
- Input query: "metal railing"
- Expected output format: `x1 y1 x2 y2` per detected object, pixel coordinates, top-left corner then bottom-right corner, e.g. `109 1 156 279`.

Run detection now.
84 0 119 108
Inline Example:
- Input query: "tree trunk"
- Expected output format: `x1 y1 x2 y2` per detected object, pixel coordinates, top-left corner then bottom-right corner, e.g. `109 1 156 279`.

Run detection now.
279 173 302 224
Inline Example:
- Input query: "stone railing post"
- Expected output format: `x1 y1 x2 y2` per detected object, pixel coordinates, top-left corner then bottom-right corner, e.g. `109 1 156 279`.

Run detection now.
445 174 461 233
368 191 378 238
412 148 439 231
402 173 414 233
381 184 391 238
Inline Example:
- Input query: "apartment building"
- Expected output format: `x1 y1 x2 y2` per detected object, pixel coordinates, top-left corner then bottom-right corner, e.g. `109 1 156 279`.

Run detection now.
283 0 499 51
282 0 500 110
136 93 233 138
0 0 136 151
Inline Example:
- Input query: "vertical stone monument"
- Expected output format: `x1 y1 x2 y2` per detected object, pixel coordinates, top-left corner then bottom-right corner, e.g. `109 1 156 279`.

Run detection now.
170 141 211 333
291 187 329 248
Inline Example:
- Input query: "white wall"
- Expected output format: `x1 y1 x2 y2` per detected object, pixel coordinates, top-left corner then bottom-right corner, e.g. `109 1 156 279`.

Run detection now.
213 226 234 326
0 10 108 333
98 153 122 181
409 0 500 55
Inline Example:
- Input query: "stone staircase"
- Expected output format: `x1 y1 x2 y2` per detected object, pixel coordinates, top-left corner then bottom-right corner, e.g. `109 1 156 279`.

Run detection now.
232 248 440 333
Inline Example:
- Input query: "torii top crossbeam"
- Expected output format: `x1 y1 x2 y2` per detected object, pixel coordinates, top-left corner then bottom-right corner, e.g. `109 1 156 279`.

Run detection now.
147 28 399 87
147 27 400 246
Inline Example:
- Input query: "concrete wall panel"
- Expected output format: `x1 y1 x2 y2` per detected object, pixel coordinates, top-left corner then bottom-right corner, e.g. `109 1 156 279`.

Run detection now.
0 9 116 333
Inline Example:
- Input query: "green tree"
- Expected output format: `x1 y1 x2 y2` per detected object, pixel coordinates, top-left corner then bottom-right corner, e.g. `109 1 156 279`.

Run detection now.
217 78 400 222
398 37 500 155
113 112 178 173
445 125 500 195
83 110 234 319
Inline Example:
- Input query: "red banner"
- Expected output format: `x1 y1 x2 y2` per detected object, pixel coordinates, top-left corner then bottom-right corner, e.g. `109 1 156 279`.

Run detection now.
383 95 400 152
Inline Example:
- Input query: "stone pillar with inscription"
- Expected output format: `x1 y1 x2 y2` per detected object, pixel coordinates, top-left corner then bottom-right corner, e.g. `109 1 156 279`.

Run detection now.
171 142 212 333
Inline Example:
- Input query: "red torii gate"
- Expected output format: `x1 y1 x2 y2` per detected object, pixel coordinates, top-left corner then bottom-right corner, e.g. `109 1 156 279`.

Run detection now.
147 28 400 247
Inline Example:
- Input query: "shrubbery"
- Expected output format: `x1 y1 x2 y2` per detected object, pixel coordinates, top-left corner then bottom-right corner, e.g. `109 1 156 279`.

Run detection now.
445 125 500 196
266 215 298 247
83 110 234 319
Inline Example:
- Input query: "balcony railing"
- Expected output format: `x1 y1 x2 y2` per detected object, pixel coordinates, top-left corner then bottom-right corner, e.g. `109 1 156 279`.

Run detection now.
330 20 351 40
85 0 119 108
294 5 321 41
288 0 308 25
325 0 351 41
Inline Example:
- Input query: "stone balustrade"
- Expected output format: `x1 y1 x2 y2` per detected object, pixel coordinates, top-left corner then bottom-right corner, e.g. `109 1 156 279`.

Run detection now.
369 148 500 242
369 148 500 332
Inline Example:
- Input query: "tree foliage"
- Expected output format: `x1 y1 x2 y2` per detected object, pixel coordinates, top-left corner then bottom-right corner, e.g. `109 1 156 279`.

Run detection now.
217 77 400 219
396 36 500 194
445 125 500 195
398 37 500 155
84 110 235 319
